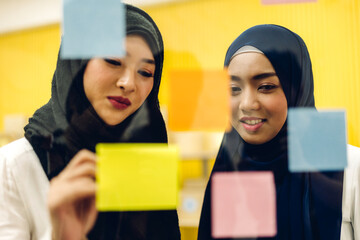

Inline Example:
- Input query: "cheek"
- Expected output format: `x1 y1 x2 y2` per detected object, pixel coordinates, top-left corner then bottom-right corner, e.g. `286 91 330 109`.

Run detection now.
268 94 288 123
83 76 102 103
279 103 288 126
230 98 240 117
83 66 107 101
84 73 116 102
139 80 154 103
83 74 94 102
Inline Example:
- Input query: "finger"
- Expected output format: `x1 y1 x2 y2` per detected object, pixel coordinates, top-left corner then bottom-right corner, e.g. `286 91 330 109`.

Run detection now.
83 197 98 234
65 162 96 181
63 178 96 203
59 150 96 179
48 177 96 210
66 149 96 170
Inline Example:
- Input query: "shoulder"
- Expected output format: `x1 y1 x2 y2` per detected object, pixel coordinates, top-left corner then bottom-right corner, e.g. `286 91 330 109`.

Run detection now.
0 137 48 191
0 137 41 172
345 144 360 183
0 137 35 160
347 144 360 167
342 145 360 239
0 137 49 202
0 138 51 239
344 144 360 186
343 144 360 215
0 137 48 188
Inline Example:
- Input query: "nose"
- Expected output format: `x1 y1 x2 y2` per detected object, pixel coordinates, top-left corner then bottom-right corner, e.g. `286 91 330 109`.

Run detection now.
116 68 135 92
239 88 260 112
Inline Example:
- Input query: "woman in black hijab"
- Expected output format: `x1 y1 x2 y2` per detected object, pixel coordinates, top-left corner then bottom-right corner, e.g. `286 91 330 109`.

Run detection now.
0 4 180 240
198 24 352 239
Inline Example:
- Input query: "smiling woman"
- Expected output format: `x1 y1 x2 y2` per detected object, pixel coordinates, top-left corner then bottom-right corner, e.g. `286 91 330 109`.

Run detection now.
229 51 287 145
0 4 181 240
198 24 360 240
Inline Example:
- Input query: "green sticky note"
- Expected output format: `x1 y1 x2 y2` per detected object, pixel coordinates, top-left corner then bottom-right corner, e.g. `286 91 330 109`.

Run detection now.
96 143 179 211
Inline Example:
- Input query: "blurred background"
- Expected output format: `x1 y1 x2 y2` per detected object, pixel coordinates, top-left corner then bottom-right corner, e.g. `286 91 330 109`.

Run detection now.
0 0 359 239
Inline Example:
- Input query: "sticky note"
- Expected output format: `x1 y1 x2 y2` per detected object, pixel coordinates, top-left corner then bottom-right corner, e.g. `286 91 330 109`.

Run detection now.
211 172 276 238
168 70 230 131
61 0 125 59
262 0 317 4
96 143 179 211
288 108 347 172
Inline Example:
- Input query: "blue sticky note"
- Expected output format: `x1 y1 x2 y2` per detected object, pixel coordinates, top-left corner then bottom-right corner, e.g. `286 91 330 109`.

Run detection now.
61 0 125 59
288 108 347 172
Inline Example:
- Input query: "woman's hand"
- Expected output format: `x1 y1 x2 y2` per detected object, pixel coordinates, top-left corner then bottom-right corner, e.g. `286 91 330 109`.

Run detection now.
48 150 98 240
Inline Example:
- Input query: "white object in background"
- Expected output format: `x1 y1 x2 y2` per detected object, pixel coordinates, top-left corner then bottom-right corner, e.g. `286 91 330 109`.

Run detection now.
168 131 204 159
203 132 224 156
0 0 61 34
183 197 198 213
0 0 189 34
178 179 207 227
4 114 28 140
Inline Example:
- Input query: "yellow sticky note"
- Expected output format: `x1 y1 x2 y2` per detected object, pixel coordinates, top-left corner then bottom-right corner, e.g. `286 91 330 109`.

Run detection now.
168 70 230 131
96 143 179 211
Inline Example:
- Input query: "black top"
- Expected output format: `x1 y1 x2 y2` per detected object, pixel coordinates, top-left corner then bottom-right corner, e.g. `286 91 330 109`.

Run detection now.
198 24 343 240
24 4 180 240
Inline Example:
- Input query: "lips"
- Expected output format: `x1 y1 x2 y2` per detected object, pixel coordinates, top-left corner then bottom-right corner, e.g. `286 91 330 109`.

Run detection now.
240 117 266 132
107 96 131 110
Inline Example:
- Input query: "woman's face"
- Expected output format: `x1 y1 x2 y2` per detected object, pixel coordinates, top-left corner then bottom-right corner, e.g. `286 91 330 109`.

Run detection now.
83 35 155 126
228 52 288 144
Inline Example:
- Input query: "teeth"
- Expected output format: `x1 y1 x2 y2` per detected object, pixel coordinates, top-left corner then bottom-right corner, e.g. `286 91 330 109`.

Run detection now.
244 119 262 125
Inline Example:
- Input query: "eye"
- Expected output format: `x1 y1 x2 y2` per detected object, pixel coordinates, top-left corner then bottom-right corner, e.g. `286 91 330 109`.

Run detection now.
258 84 277 92
231 86 241 96
138 70 154 78
104 58 122 66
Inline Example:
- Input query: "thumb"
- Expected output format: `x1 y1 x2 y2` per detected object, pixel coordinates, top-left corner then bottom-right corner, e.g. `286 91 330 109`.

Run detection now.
83 197 98 235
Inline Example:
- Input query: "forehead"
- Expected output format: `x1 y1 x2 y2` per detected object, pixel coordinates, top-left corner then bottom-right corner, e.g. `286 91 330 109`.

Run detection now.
125 35 154 60
228 52 276 76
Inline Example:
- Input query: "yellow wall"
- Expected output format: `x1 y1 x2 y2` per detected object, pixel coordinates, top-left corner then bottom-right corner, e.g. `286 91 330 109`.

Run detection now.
144 0 360 147
0 24 60 130
0 1 358 146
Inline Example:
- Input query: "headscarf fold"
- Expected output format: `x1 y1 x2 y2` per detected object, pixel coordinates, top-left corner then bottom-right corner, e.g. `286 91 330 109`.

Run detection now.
24 4 180 240
198 24 343 240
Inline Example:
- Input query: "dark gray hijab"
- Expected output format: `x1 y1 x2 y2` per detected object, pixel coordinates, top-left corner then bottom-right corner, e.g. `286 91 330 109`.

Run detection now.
24 4 166 176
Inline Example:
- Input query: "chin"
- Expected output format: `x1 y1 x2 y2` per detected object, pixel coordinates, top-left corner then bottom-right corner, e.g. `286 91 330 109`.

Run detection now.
233 130 262 145
103 117 125 126
244 138 267 145
241 134 268 145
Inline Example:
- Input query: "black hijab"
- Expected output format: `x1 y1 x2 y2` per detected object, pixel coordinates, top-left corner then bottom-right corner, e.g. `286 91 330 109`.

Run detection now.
24 4 180 240
198 24 343 240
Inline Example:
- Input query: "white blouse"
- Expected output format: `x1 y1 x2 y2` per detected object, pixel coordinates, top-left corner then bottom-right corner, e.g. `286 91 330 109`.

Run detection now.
0 138 51 240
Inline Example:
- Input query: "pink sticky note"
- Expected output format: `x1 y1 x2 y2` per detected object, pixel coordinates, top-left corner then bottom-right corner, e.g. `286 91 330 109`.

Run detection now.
211 172 276 238
262 0 317 4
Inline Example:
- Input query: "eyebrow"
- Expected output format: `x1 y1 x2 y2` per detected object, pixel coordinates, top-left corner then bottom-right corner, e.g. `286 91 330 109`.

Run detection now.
142 59 155 64
253 72 277 80
231 75 241 81
125 51 155 65
230 72 277 82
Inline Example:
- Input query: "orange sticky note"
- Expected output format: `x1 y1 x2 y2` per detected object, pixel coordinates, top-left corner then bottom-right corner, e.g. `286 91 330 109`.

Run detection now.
211 172 277 238
168 70 230 131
